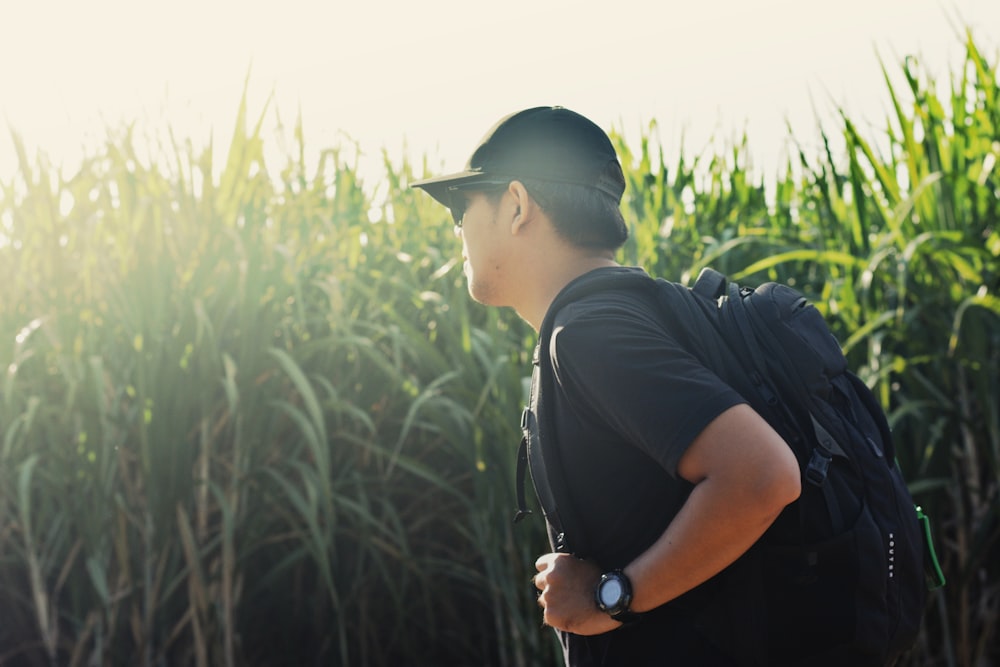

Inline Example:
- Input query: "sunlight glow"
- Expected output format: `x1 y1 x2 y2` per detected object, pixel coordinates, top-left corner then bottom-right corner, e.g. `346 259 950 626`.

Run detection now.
1 0 997 189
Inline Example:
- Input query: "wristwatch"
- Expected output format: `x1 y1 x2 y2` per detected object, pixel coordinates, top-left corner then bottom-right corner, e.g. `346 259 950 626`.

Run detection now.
595 570 641 625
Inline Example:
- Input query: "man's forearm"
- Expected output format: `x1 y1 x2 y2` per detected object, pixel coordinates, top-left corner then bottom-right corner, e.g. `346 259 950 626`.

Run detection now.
626 404 801 613
533 405 800 635
624 472 791 612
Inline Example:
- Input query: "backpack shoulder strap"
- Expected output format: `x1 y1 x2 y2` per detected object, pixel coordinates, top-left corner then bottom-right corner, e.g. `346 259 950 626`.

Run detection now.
519 345 575 552
513 269 660 555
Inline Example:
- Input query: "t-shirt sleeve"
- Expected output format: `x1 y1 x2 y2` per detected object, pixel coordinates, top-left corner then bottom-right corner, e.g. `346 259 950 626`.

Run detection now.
549 297 746 477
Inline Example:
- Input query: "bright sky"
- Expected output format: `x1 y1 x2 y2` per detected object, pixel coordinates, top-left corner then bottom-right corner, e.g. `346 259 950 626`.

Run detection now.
1 0 997 192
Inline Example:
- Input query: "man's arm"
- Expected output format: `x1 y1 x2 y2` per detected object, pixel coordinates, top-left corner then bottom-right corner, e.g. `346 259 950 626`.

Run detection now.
533 403 802 635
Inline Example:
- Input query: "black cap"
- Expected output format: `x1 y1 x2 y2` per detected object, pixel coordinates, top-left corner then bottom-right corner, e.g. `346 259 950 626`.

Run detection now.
410 107 625 206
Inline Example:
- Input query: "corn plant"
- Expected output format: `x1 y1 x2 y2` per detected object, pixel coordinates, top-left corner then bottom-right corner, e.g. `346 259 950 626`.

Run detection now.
0 92 550 666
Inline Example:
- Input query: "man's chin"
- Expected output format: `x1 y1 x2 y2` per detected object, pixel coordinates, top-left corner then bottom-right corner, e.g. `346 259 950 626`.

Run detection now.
467 282 496 307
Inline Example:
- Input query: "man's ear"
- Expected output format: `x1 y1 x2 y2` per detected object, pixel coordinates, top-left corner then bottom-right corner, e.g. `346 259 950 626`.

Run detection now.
507 180 540 236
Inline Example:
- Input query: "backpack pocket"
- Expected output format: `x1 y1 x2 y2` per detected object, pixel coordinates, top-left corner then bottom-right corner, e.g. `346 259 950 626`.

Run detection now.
760 500 889 666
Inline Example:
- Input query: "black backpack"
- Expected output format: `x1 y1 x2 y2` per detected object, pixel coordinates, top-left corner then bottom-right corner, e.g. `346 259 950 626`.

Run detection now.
514 267 943 666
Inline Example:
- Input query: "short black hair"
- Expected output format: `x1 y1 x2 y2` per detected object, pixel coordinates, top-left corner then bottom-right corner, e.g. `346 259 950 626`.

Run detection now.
519 173 628 251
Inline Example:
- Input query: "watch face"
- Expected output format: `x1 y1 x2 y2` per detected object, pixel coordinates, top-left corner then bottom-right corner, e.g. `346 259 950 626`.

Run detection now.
599 578 624 607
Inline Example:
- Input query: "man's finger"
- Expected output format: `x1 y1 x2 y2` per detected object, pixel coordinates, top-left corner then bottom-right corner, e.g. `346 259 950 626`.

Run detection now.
534 553 552 571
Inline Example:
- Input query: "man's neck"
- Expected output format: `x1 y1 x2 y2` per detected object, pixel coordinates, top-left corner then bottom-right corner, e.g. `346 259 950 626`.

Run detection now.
517 256 620 332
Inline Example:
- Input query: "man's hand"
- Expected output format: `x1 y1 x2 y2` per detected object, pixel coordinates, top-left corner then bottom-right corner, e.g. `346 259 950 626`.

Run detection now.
532 553 621 636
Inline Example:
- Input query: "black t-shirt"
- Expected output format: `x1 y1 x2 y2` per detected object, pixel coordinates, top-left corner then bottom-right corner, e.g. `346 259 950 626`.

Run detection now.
542 267 747 666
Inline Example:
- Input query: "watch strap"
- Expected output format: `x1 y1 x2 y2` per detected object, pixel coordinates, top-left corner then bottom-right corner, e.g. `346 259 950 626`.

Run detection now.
609 607 642 625
596 570 641 625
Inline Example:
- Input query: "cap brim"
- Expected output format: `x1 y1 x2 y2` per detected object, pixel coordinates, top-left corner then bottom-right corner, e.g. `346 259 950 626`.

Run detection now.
409 170 486 207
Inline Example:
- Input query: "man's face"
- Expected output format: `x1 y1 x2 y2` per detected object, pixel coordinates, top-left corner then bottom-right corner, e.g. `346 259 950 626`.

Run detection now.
454 189 510 307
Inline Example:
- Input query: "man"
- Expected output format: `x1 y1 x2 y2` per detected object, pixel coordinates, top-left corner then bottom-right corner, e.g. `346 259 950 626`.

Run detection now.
412 107 801 665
